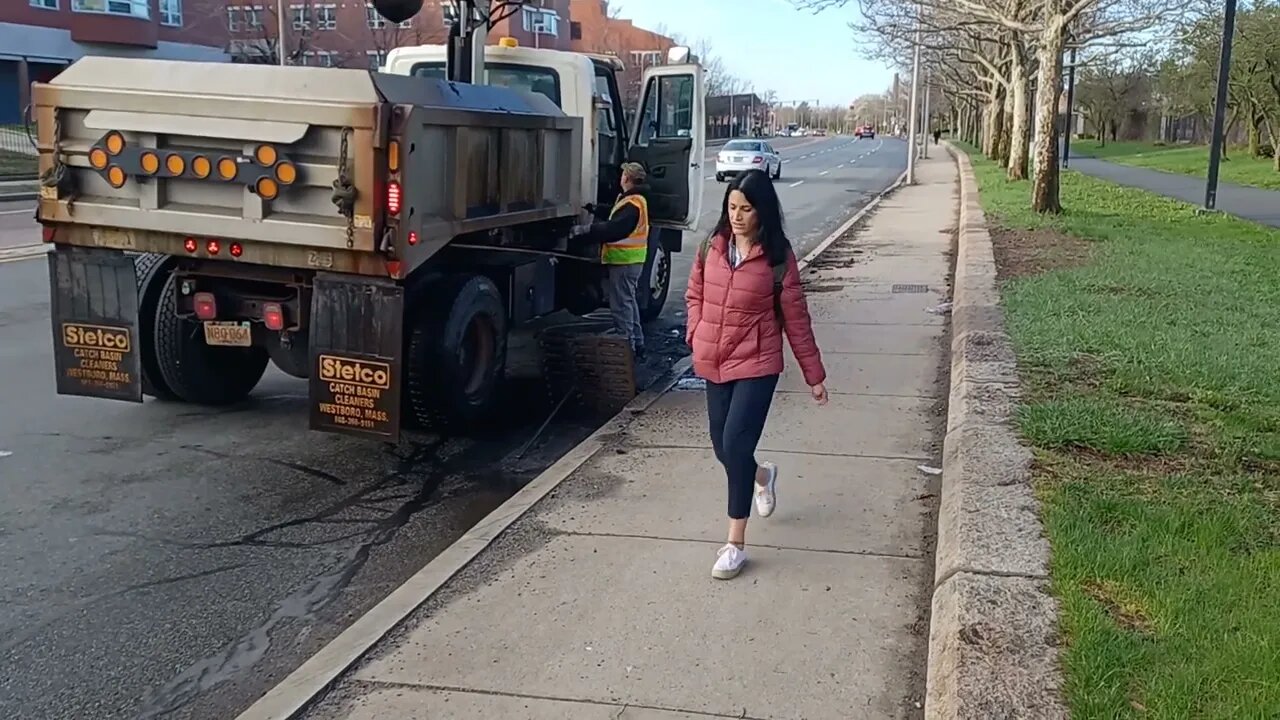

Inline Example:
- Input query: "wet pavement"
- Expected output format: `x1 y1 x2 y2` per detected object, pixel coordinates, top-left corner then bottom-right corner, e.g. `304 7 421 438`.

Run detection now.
0 135 906 719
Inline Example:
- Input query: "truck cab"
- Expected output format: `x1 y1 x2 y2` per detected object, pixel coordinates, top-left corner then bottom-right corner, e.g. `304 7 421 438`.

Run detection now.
384 39 704 319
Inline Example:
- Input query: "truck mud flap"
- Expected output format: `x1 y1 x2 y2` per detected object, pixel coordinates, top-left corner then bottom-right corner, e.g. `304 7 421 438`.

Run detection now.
309 273 405 443
48 246 143 402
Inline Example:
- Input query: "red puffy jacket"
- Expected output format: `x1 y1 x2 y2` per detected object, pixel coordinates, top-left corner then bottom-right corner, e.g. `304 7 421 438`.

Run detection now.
685 232 826 386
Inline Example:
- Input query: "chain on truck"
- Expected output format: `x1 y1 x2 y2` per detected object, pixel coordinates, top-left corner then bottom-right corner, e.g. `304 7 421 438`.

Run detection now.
31 0 706 443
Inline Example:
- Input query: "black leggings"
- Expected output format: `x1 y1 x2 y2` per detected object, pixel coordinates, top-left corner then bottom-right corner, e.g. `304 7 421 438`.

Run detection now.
706 374 780 520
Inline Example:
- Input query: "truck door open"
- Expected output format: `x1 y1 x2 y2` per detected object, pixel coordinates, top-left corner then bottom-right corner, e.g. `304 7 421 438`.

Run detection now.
628 63 705 232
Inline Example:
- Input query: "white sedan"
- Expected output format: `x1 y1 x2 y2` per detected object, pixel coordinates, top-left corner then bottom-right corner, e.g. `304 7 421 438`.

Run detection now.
715 139 782 182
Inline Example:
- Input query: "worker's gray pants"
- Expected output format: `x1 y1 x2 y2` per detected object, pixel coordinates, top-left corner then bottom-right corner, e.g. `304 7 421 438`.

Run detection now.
606 263 644 349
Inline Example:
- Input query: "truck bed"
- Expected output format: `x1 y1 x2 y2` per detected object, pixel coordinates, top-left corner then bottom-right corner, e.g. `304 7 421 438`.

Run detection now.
32 57 582 277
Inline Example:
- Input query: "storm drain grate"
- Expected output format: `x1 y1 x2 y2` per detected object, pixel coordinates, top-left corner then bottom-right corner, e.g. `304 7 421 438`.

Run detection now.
892 284 930 293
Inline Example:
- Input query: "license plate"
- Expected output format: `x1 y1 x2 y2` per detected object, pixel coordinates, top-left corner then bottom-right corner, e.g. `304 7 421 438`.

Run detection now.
732 156 743 162
203 321 252 347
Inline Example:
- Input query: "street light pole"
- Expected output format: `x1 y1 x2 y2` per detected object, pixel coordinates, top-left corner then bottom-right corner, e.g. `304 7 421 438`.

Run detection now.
1063 45 1077 168
1204 0 1238 211
906 21 921 184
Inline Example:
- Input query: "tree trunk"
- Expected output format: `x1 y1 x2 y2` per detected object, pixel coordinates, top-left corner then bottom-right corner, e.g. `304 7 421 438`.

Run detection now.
982 96 998 156
1007 44 1031 181
992 86 1010 164
1247 106 1261 157
1031 20 1066 214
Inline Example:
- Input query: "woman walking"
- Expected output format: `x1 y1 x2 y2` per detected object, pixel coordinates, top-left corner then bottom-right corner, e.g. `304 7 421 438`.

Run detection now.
685 168 828 580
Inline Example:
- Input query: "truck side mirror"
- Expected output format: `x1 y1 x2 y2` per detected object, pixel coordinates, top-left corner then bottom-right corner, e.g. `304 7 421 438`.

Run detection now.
369 0 422 23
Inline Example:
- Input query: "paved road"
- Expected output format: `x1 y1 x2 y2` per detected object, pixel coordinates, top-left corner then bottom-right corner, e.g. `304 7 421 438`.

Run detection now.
1067 154 1280 228
0 135 905 720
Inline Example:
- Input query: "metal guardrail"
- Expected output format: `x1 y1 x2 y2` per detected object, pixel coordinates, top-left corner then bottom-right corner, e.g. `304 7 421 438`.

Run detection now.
0 118 38 180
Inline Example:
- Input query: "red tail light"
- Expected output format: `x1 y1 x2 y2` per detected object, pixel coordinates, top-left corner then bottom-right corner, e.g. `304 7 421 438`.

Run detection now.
184 238 198 253
386 182 402 215
193 292 217 320
262 302 285 331
230 242 243 258
206 239 221 255
42 225 55 243
407 231 419 246
752 156 764 164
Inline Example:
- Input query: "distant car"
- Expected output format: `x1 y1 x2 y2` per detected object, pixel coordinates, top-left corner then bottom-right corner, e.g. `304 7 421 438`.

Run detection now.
715 139 782 182
855 124 876 139
814 128 827 137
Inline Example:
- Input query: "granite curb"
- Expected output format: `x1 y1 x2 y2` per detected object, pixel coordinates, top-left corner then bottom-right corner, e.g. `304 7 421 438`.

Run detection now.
924 143 1069 719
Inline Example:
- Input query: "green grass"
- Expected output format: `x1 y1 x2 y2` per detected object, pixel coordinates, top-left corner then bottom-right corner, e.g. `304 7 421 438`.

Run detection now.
1076 140 1280 191
960 142 1280 718
0 149 37 178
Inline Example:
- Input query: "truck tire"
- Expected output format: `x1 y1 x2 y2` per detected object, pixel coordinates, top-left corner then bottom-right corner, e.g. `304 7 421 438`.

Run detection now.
152 274 269 405
133 252 179 401
639 244 671 323
404 274 508 431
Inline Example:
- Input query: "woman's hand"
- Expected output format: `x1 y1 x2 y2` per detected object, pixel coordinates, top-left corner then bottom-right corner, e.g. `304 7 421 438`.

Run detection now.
810 383 828 406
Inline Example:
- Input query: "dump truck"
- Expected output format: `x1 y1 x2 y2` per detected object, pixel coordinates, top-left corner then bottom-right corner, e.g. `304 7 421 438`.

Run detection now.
31 27 706 443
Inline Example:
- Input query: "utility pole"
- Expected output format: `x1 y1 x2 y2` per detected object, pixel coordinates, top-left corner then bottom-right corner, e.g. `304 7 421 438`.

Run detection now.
1204 0 1238 211
906 19 921 184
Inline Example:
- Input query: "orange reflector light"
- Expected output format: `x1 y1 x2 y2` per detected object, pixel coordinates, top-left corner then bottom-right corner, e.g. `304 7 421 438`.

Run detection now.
408 231 419 246
255 144 278 166
184 237 198 253
386 181 402 215
386 260 403 278
255 177 279 200
230 242 243 258
206 239 221 255
106 166 126 188
217 157 238 181
105 132 125 155
274 161 297 185
140 152 160 174
89 148 109 169
388 140 400 172
166 154 185 175
192 156 211 178
193 292 217 320
263 303 285 331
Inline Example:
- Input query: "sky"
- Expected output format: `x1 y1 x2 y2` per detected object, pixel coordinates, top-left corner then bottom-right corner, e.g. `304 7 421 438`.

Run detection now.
610 0 893 107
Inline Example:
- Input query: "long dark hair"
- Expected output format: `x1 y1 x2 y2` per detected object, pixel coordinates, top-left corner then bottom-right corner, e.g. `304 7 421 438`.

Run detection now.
711 168 791 266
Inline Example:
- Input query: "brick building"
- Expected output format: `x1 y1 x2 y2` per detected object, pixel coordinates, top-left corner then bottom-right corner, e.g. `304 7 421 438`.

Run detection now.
226 0 571 69
567 0 674 107
0 0 228 124
1 0 666 126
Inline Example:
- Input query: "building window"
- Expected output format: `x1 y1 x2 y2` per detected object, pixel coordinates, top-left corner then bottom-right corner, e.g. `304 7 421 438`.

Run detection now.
71 0 150 19
367 3 386 28
160 0 182 26
367 50 388 70
304 50 339 67
521 7 559 37
31 0 59 10
314 4 337 30
290 4 310 31
630 50 662 69
570 21 581 40
227 5 263 32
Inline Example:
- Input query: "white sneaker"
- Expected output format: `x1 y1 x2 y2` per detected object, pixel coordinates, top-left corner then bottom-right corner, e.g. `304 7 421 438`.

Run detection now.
754 461 779 518
712 543 747 579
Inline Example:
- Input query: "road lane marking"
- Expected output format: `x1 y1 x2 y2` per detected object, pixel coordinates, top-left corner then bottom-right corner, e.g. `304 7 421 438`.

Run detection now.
789 180 805 188
819 170 830 176
838 164 845 169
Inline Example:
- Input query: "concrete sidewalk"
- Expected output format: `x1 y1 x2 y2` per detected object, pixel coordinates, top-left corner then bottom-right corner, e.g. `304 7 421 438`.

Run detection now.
301 154 958 720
